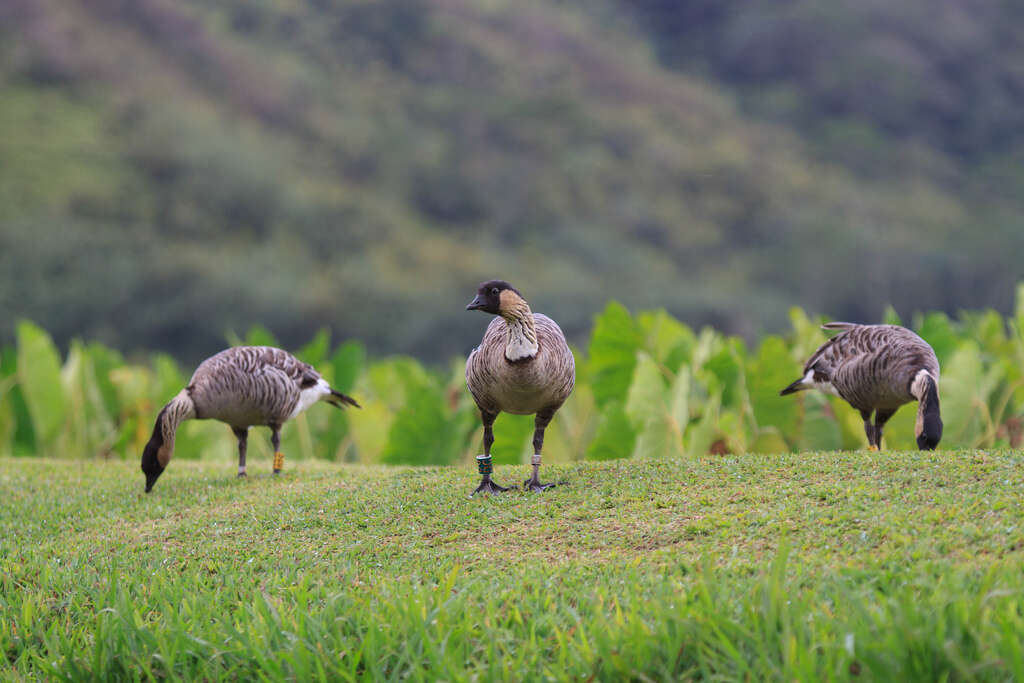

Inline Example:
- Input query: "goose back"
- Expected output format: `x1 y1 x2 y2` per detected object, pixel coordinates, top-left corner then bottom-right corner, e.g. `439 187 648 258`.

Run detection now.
188 346 319 428
806 324 939 411
466 313 575 415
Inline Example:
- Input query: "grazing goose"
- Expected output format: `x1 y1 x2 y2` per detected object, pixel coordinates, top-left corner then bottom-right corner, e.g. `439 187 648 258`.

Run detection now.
465 280 575 494
141 346 359 492
781 323 942 450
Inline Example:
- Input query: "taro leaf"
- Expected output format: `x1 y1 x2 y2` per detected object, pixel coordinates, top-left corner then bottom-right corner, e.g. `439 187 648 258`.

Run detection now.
331 340 365 394
349 399 393 464
668 365 690 435
296 329 330 368
971 310 1007 350
798 393 843 452
367 357 432 408
0 347 26 454
0 378 13 456
915 312 959 367
63 341 116 458
588 301 641 407
717 410 746 454
788 307 826 361
750 427 789 454
747 335 801 443
489 412 534 466
16 321 67 448
84 342 124 421
624 352 666 428
381 384 460 465
154 354 186 401
585 401 635 461
703 341 744 411
636 310 695 370
882 305 903 326
686 391 720 457
831 396 868 450
245 325 279 348
634 413 683 460
941 342 1002 447
877 403 916 452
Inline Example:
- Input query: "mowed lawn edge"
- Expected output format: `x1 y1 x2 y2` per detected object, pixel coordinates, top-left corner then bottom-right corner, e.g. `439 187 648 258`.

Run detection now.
2 451 1024 681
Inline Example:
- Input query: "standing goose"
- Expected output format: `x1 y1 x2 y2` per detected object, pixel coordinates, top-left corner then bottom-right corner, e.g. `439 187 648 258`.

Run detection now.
465 280 575 495
141 346 359 492
781 323 942 450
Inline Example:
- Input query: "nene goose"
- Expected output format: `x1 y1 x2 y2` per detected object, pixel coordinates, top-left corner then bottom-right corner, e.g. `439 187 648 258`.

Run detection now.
781 323 942 450
465 280 575 494
141 346 359 492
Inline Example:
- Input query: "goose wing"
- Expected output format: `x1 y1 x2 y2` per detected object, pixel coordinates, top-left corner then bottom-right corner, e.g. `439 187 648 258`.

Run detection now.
189 346 307 426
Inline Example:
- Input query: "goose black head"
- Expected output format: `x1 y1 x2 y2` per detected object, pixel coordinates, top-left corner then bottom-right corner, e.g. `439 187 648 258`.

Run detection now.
466 280 519 315
916 406 943 451
141 408 167 493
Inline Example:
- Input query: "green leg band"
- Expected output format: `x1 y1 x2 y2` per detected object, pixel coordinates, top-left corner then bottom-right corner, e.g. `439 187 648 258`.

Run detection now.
476 455 493 476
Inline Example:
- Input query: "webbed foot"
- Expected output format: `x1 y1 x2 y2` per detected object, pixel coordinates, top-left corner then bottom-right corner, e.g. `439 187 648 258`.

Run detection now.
472 478 513 496
523 476 555 492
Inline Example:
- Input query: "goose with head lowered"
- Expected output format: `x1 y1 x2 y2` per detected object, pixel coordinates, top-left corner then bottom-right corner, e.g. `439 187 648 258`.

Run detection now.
465 280 575 495
781 322 942 450
141 346 359 492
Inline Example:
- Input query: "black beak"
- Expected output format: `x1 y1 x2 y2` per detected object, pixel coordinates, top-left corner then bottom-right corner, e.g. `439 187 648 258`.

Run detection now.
144 470 161 493
466 295 484 311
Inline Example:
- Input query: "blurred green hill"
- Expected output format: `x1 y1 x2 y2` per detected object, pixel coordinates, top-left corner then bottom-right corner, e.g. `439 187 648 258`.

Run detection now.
1 0 1022 362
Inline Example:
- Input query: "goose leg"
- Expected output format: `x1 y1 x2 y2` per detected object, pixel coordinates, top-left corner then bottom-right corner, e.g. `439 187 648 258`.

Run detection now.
472 411 511 495
873 408 897 452
524 409 556 491
270 425 284 474
861 410 879 451
233 427 248 477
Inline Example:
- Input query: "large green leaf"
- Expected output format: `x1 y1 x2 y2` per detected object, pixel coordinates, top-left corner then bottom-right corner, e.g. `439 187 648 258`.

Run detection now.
940 342 1003 447
331 340 366 394
244 325 280 348
62 341 116 458
588 301 641 407
488 412 534 466
634 413 683 460
636 309 695 371
747 335 801 444
381 384 458 466
703 340 744 411
585 401 635 461
915 312 959 367
368 357 432 408
798 393 843 452
16 321 67 448
686 392 720 457
296 328 331 367
624 352 666 427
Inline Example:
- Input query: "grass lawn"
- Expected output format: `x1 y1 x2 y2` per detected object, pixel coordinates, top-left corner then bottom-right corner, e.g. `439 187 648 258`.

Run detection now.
2 451 1024 680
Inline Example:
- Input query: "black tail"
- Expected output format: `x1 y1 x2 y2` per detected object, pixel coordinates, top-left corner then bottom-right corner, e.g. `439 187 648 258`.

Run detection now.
327 389 361 409
779 378 807 396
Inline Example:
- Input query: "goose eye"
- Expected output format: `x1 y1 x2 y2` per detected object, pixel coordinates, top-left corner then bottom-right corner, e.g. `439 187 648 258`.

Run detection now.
491 287 499 295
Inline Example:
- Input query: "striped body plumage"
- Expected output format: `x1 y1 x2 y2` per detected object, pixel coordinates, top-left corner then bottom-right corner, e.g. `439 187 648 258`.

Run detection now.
781 323 942 450
466 314 575 417
141 346 359 492
465 280 575 494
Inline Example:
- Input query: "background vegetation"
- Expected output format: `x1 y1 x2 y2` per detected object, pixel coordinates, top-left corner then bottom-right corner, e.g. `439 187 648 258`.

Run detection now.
4 288 1024 467
2 0 1023 362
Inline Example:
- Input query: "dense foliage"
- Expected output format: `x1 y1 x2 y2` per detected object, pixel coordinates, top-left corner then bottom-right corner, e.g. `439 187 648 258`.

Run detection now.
4 289 1024 466
1 0 1023 361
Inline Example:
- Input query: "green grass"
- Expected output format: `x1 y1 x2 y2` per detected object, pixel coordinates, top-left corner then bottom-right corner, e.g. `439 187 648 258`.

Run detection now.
3 451 1024 680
